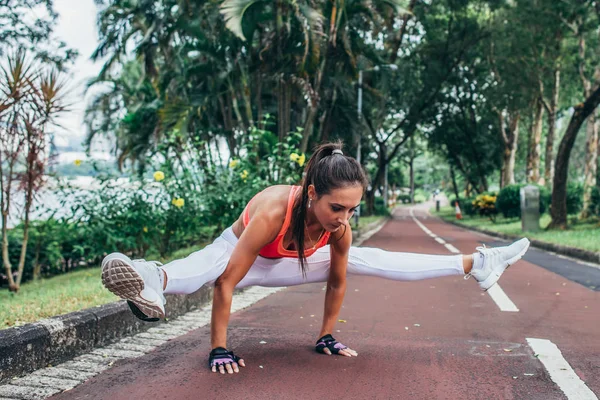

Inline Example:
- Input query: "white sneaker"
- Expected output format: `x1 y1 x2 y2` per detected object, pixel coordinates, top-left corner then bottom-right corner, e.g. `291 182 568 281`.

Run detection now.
101 252 166 319
465 238 530 291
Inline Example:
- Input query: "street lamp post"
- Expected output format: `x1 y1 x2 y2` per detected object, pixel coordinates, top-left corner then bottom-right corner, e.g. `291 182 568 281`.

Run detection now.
355 64 398 226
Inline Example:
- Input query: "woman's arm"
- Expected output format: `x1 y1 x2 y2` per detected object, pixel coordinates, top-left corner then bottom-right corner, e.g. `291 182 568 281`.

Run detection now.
211 209 281 351
319 226 351 338
317 224 357 357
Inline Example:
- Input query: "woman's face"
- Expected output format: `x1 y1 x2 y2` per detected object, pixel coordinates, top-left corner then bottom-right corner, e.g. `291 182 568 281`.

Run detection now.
309 184 364 232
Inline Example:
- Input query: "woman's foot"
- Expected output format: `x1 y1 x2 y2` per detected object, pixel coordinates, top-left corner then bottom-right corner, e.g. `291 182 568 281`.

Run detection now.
101 253 166 320
465 238 530 291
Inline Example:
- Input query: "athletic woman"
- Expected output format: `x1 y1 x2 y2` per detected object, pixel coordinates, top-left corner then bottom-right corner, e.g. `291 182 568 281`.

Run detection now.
101 142 530 375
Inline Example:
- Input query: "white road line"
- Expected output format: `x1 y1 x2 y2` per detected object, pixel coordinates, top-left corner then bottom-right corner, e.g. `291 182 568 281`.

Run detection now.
444 243 460 253
486 284 519 312
409 207 519 313
526 338 598 400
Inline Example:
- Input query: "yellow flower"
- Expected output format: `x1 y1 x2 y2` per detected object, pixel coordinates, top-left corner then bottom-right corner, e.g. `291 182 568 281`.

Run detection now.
290 152 306 167
74 159 82 167
297 153 306 167
229 159 240 168
172 198 185 208
240 170 249 180
153 171 165 182
143 227 148 233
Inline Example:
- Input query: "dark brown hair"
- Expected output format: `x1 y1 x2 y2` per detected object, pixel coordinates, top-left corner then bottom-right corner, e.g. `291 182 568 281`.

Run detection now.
291 141 369 276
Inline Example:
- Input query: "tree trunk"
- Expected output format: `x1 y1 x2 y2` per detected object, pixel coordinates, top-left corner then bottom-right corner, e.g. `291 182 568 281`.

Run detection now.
499 111 520 188
450 164 460 200
278 78 291 142
581 112 598 218
544 67 560 188
409 156 415 204
526 98 544 184
549 85 600 229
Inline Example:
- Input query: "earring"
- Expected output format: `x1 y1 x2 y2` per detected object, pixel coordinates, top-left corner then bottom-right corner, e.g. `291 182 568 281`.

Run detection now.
308 198 312 208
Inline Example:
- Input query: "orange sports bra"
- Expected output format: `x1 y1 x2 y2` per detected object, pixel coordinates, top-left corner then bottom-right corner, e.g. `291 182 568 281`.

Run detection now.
242 186 331 258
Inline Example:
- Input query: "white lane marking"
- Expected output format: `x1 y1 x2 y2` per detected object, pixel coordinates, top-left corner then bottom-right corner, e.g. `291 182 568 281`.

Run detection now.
409 207 519 313
445 244 460 253
486 284 519 312
526 338 598 400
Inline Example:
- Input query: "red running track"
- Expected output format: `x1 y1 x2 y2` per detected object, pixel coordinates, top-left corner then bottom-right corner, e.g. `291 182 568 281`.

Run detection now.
50 205 600 400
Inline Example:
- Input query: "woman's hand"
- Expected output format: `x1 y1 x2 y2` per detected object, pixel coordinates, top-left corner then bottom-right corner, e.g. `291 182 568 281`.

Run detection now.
315 334 358 357
209 347 246 374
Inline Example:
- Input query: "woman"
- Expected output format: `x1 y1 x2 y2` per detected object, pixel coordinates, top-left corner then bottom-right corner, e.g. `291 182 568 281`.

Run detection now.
101 142 530 375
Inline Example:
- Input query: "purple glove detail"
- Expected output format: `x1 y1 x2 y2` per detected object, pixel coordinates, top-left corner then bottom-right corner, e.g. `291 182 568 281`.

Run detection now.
315 334 348 354
209 347 241 369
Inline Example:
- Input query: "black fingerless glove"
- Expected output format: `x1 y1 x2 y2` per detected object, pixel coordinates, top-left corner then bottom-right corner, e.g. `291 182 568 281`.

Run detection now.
208 347 241 369
315 334 348 354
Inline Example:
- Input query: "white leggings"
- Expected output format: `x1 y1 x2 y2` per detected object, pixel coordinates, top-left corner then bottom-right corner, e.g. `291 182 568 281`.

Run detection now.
163 227 465 294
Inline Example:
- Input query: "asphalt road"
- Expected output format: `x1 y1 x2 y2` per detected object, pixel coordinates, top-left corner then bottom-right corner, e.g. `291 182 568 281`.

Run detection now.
50 205 600 400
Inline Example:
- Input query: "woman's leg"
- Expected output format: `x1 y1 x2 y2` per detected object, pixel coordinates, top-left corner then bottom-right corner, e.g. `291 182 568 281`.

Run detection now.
102 228 237 319
249 237 529 290
161 237 232 294
347 247 464 280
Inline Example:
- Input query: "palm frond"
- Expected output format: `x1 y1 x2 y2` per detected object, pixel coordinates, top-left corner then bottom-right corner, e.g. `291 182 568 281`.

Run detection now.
220 0 264 41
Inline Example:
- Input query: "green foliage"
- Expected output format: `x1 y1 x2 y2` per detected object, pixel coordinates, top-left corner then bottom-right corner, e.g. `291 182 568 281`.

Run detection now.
589 186 600 218
471 193 498 221
2 124 306 288
496 183 582 219
496 184 551 218
565 183 584 215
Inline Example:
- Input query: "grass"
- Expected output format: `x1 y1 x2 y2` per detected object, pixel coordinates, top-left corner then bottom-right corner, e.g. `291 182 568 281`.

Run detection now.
433 206 600 253
0 242 207 331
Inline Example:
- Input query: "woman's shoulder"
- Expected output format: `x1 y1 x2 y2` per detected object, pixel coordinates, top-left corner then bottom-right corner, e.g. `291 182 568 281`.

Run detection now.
248 185 295 221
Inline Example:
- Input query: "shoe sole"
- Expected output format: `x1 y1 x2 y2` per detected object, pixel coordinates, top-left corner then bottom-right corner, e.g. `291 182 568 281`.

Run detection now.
101 258 165 319
480 239 531 291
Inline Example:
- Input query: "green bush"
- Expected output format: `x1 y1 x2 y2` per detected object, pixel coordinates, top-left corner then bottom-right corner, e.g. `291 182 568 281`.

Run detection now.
450 197 477 216
566 183 583 215
496 185 521 218
589 186 600 217
2 123 307 288
471 192 498 221
496 184 551 218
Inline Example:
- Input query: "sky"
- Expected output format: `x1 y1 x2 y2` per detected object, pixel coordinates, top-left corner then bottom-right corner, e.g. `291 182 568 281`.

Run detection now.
51 0 106 157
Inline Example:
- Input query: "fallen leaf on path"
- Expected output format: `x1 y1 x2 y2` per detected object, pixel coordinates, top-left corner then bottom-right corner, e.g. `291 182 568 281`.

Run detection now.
414 324 420 327
338 319 347 323
503 349 512 352
259 341 267 344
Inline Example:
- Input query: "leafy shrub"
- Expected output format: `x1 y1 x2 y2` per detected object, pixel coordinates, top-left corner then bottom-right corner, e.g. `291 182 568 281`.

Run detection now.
566 183 583 215
471 193 498 221
589 186 600 217
496 184 551 218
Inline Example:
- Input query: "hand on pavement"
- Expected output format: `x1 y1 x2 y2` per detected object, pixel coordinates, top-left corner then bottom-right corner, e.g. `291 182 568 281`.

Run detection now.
315 334 358 357
209 347 246 374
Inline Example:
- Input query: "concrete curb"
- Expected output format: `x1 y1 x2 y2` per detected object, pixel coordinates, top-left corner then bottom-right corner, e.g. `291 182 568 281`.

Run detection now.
0 215 391 385
0 286 213 385
440 218 600 265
